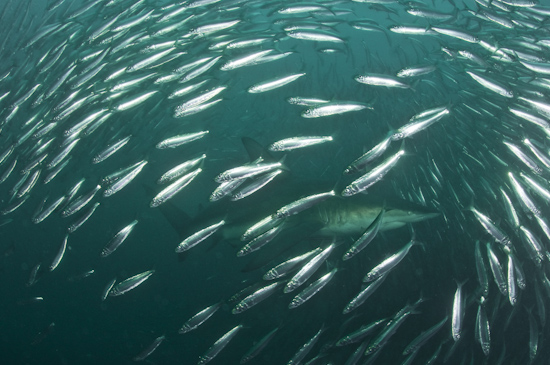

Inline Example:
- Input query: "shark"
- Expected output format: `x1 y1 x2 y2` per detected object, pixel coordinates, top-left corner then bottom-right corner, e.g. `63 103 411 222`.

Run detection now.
297 197 439 236
212 194 440 244
152 138 440 269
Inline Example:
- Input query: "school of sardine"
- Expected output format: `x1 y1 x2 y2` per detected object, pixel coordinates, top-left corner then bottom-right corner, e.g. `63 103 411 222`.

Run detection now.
2 0 550 363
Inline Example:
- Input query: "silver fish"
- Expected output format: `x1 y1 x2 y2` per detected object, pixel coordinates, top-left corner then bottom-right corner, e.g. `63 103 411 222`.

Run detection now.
103 161 147 197
68 202 100 233
237 225 283 257
240 327 278 364
158 155 206 185
133 335 165 362
343 207 384 260
344 136 392 174
452 281 465 341
336 319 386 347
232 282 281 314
156 131 209 149
61 185 101 218
101 220 138 257
289 268 337 309
287 326 325 365
391 108 449 141
92 136 131 164
231 169 283 201
342 150 405 196
268 136 333 151
263 248 321 280
274 190 335 219
248 73 305 93
49 234 68 271
198 325 243 365
215 162 282 183
284 243 334 293
486 243 508 296
475 241 489 297
150 168 202 208
101 278 117 301
466 71 513 98
179 302 221 334
363 239 420 282
343 274 386 314
355 74 411 89
301 102 369 118
476 302 491 356
175 220 225 252
469 207 511 247
109 270 155 297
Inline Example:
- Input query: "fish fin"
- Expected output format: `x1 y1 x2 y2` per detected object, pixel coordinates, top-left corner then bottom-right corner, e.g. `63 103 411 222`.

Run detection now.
324 259 338 271
466 197 475 212
408 79 419 92
330 180 344 197
398 138 406 152
277 154 290 172
380 27 392 46
143 184 192 238
328 236 347 249
159 202 193 237
408 224 427 252
242 136 271 162
386 120 396 135
241 137 290 174
408 224 416 241
455 278 468 290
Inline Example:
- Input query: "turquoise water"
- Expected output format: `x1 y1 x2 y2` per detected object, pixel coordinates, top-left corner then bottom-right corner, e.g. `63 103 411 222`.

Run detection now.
0 0 548 363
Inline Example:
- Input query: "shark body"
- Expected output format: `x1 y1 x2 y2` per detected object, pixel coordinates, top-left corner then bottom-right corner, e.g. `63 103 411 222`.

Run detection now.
217 196 439 244
156 138 439 243
162 192 439 244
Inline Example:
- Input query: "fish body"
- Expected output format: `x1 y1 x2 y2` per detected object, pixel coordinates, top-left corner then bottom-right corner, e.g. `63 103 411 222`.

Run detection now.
109 270 155 296
452 282 465 341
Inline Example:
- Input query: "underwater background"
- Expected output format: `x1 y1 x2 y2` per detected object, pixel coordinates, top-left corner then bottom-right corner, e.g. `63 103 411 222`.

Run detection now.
1 0 549 364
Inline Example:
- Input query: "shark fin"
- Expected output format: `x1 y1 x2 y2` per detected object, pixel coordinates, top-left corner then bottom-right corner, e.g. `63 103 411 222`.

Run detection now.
143 184 192 239
242 136 272 162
